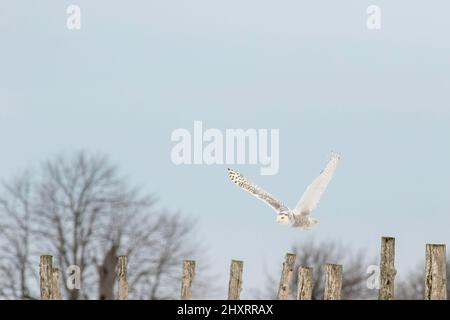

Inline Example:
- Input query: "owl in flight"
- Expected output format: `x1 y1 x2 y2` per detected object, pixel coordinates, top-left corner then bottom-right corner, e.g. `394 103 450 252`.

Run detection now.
227 152 340 230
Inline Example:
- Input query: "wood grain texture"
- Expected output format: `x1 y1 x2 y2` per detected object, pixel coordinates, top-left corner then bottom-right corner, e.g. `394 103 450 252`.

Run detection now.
425 244 447 300
297 266 313 300
181 260 196 300
39 255 53 300
324 264 342 300
379 237 396 300
228 260 244 300
51 268 62 300
117 256 128 300
277 253 296 300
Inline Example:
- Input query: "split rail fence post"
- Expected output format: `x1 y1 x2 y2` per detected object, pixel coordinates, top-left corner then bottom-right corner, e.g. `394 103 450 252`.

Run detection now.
324 264 342 300
181 260 196 300
276 253 296 300
228 260 244 300
424 244 447 300
379 236 396 300
297 266 313 300
117 256 128 300
40 255 53 300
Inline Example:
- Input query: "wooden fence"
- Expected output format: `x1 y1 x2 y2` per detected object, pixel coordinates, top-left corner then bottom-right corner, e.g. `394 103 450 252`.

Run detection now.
39 236 447 300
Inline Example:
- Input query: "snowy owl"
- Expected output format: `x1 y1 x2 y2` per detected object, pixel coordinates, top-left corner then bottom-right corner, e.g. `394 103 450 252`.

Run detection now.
227 152 340 230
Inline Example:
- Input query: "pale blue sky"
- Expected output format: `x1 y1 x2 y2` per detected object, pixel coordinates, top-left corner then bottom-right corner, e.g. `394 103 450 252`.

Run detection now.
1 1 450 298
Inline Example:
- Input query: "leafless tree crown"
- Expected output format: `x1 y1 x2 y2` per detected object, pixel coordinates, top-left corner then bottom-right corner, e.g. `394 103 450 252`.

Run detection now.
0 151 205 299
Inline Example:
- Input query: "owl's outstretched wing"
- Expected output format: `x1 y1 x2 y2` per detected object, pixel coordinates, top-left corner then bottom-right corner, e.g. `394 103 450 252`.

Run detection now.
228 168 289 214
294 152 340 216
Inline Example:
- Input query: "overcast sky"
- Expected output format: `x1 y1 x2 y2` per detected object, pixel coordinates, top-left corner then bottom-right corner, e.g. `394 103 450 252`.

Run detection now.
1 0 450 298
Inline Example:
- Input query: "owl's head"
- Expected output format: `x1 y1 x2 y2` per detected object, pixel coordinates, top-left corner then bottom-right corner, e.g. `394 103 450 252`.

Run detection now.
276 213 290 225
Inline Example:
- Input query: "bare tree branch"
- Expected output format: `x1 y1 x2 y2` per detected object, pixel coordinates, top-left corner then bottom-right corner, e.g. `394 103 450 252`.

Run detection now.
0 151 210 300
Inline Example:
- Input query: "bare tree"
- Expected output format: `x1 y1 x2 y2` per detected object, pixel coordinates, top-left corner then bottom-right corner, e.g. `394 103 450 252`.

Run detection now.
257 239 376 300
0 172 37 299
0 151 207 300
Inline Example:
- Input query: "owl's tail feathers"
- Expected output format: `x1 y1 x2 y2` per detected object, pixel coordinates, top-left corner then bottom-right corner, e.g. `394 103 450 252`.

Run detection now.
301 217 319 230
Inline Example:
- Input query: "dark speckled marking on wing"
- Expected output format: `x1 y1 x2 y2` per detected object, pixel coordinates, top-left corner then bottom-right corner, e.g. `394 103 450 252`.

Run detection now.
227 168 289 214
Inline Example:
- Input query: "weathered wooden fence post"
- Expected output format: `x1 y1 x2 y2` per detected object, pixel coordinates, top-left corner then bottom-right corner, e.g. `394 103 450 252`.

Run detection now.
324 264 342 300
40 255 53 300
297 266 313 300
379 236 396 300
181 260 196 300
277 253 296 300
228 260 244 300
425 244 447 300
117 256 128 300
52 268 62 300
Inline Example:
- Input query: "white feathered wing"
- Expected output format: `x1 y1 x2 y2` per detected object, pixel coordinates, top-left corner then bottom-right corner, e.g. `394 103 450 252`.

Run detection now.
294 153 340 216
227 168 290 214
